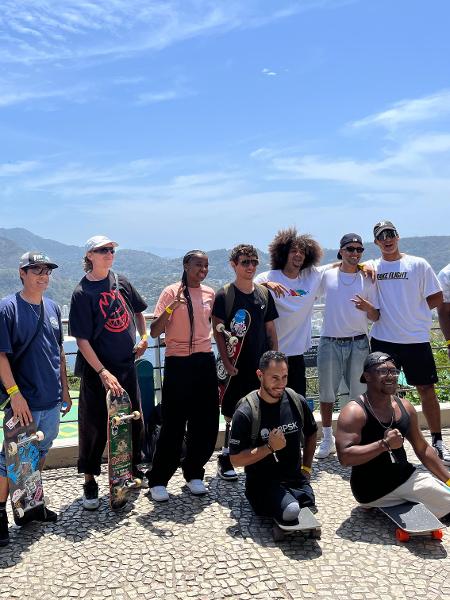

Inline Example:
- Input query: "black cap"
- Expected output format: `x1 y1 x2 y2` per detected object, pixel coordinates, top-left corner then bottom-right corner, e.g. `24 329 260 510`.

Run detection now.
337 233 363 259
360 352 394 383
373 220 397 239
19 251 58 270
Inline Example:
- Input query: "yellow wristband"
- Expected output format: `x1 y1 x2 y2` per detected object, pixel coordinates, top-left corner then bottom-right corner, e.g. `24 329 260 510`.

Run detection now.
446 340 450 347
6 384 19 396
141 333 148 341
445 478 450 487
301 465 312 474
165 306 174 315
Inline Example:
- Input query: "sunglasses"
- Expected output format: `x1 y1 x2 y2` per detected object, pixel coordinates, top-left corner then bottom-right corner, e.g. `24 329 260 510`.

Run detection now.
343 246 364 254
238 258 259 267
26 266 53 276
376 230 397 241
374 367 400 377
92 247 115 255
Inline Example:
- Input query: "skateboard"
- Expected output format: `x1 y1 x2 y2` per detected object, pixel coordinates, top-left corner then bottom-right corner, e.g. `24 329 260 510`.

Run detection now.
3 409 45 525
216 309 251 404
272 506 322 542
106 389 142 510
135 358 156 464
379 501 446 542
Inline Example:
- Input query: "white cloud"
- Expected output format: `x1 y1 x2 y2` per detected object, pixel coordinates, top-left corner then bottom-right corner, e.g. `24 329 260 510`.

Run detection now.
351 90 450 129
134 89 191 105
0 84 89 107
262 68 277 76
0 160 40 176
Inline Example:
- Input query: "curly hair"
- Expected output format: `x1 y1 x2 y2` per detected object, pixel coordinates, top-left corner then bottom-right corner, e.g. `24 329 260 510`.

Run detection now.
83 256 93 272
229 244 259 264
268 227 323 271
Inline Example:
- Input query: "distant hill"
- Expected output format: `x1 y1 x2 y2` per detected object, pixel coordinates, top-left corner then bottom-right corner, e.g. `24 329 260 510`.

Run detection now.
0 228 448 309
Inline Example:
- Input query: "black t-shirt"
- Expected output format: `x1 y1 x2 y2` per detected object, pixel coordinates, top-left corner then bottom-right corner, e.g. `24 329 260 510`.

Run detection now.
69 272 147 371
229 392 317 485
212 284 278 371
350 397 416 503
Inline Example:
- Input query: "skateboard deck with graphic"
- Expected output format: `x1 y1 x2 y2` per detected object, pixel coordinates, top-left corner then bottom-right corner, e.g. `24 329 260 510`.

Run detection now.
106 389 141 510
273 506 321 542
3 409 45 525
379 501 445 542
216 309 251 404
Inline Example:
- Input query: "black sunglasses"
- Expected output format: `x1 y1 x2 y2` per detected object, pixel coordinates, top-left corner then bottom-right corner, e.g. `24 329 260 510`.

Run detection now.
239 258 259 267
27 266 53 276
92 247 115 255
343 246 364 254
376 230 397 241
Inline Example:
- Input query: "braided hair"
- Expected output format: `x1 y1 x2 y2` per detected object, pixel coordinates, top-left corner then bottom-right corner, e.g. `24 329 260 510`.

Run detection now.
182 250 208 352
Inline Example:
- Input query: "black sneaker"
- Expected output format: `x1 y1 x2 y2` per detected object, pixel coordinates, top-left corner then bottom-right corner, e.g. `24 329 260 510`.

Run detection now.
82 480 99 511
0 510 9 547
217 453 238 481
36 506 58 523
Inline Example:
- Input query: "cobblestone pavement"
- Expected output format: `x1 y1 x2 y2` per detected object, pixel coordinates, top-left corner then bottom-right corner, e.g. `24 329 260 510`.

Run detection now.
1 431 450 600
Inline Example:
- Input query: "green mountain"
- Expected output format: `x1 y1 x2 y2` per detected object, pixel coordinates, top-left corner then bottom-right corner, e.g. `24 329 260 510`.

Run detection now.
0 228 448 310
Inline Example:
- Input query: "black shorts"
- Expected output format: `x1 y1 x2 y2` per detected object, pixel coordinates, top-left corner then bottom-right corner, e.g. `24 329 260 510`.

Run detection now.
245 476 315 521
287 355 306 397
370 338 438 386
222 370 260 418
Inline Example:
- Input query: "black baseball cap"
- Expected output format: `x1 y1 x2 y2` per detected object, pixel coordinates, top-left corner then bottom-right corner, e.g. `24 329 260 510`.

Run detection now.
19 251 58 270
360 352 394 383
373 220 397 239
337 233 363 259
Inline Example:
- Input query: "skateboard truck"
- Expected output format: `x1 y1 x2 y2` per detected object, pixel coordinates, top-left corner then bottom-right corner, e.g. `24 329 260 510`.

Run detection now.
111 411 141 427
216 323 238 346
8 431 45 456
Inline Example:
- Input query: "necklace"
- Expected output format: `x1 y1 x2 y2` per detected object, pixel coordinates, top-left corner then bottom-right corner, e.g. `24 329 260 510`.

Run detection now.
363 393 394 430
338 268 359 287
20 293 41 318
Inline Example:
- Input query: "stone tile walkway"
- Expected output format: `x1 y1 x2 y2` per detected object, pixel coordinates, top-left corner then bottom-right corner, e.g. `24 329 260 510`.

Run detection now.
1 431 449 600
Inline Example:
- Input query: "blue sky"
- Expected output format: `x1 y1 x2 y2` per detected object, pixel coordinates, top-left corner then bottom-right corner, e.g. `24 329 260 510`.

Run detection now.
1 0 450 255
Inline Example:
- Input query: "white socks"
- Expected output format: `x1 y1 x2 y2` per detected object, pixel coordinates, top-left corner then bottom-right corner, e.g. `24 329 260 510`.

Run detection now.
323 426 333 440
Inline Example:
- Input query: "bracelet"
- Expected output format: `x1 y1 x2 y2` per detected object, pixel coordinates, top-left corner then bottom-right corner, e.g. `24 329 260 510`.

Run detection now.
446 478 450 487
165 306 174 315
381 438 391 451
301 465 312 474
267 443 275 454
6 384 19 396
141 333 148 341
97 367 106 376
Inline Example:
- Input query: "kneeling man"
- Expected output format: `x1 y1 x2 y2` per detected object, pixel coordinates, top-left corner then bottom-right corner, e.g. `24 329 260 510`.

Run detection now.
336 352 450 518
229 351 317 524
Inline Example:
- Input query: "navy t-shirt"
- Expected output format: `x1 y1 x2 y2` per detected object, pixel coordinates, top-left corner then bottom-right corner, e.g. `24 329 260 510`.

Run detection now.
69 272 147 372
0 293 63 410
229 392 317 485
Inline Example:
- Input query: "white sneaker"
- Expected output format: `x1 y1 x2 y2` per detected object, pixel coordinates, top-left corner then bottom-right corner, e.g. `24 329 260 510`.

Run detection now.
315 436 336 459
186 479 207 496
150 486 169 502
433 440 450 466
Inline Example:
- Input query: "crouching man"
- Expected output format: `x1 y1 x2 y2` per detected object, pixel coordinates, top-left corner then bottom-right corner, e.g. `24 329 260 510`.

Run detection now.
229 351 317 524
336 352 450 518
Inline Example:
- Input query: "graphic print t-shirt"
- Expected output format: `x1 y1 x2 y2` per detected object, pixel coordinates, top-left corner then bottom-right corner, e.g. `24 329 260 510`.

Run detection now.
370 255 441 343
229 392 317 485
69 272 147 370
255 267 327 355
212 284 278 372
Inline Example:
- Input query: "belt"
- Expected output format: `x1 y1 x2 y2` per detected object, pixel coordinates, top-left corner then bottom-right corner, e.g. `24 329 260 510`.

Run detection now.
324 334 367 342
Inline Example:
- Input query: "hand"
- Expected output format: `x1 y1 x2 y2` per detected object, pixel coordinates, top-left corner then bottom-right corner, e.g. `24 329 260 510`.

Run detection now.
268 428 286 451
61 393 72 416
358 263 376 282
385 428 403 450
224 361 238 376
351 294 374 313
265 281 289 298
168 285 187 312
134 338 148 358
11 393 32 427
99 370 123 395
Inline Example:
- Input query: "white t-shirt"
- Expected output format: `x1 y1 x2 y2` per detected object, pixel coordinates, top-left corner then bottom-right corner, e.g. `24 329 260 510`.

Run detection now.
370 254 442 344
255 266 327 355
318 269 379 337
438 263 450 303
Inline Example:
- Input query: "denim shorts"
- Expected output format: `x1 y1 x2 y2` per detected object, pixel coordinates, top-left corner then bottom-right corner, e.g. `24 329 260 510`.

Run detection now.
0 403 61 478
317 336 370 404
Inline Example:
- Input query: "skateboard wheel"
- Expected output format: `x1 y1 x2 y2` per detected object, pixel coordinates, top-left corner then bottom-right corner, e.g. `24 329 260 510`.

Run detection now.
133 478 142 488
132 411 141 420
216 323 225 333
229 336 238 346
16 508 25 518
112 416 122 426
35 431 45 442
432 529 444 540
395 528 410 542
8 442 18 456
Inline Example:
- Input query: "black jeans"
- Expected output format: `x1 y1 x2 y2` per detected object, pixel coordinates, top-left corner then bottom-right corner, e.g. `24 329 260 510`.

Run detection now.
246 475 315 521
77 363 143 476
148 352 219 486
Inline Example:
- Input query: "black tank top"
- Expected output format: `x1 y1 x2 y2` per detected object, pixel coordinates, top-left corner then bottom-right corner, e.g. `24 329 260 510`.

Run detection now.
350 395 416 503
